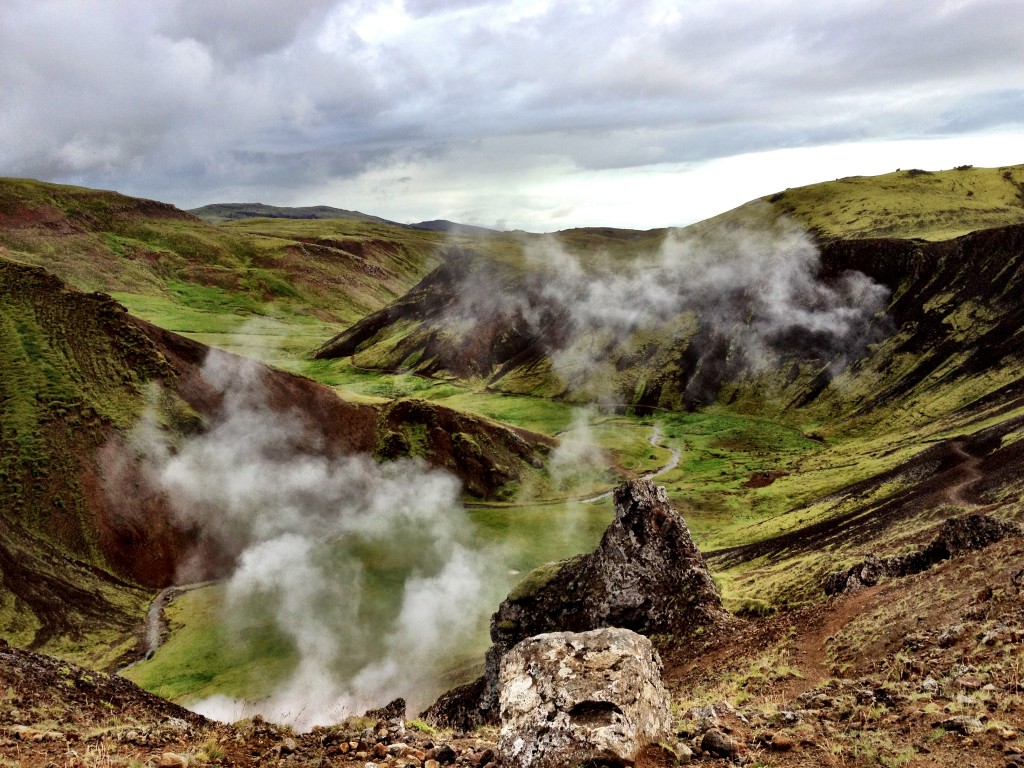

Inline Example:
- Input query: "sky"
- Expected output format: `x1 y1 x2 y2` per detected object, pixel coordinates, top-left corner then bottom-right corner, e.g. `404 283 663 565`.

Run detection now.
2 0 1023 232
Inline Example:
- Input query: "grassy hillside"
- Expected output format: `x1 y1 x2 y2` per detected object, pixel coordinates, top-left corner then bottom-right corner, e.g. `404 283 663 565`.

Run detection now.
6 169 1024 720
0 178 444 367
759 163 1024 240
188 202 397 225
309 199 1024 617
0 253 559 677
0 258 189 668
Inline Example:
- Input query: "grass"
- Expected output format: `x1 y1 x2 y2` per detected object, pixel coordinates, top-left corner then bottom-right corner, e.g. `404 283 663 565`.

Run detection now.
758 163 1024 240
9 168 1024 717
123 586 297 703
123 493 616 707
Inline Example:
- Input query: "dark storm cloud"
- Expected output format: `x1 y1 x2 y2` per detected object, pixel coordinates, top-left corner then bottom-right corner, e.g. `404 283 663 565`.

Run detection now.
1 0 1022 213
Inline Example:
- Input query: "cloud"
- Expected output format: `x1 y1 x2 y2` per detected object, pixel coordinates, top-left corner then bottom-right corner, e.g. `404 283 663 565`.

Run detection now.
1 1 1022 226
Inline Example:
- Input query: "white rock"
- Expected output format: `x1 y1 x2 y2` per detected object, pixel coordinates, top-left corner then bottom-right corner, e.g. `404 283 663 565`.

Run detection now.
497 627 671 768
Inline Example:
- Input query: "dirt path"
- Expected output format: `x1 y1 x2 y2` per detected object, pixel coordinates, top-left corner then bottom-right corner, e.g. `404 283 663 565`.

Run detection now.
945 440 985 508
784 584 883 698
120 583 211 672
582 424 681 503
644 425 682 481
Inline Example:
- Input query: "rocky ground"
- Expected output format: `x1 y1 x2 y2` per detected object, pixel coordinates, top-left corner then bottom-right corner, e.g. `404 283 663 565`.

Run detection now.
5 484 1024 767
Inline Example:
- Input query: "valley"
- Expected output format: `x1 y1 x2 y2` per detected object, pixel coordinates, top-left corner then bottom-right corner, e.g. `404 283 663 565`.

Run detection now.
3 165 1024 765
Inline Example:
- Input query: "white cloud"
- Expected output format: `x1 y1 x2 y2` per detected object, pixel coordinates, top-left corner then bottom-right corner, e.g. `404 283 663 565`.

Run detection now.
1 0 1022 228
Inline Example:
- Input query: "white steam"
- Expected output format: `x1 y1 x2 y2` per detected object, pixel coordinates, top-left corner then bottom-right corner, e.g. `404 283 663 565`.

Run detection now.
443 209 890 404
547 408 608 492
134 351 500 731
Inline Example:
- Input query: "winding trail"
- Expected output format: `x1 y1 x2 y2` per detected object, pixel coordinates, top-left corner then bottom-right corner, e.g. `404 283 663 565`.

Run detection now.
582 424 681 503
784 584 884 699
945 440 985 508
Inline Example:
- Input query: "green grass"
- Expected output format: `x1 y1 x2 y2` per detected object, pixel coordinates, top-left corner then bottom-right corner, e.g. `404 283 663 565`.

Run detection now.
124 494 616 707
470 499 614 577
758 163 1024 240
0 178 452 373
10 169 1024 710
123 586 296 703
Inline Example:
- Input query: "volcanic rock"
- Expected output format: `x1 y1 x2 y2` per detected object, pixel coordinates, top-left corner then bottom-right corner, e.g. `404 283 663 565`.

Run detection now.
824 513 1024 595
934 715 985 735
424 478 725 728
701 728 739 758
495 628 671 768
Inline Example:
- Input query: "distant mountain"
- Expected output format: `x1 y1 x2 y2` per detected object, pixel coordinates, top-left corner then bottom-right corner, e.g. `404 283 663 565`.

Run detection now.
189 203 501 235
187 202 399 225
408 219 500 235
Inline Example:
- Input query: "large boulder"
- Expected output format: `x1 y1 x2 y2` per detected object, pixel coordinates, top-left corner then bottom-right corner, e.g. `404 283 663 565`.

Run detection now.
496 628 671 768
424 478 725 728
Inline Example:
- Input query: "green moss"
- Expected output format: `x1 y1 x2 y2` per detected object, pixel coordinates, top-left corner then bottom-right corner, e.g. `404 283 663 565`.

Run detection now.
756 163 1024 241
507 560 566 602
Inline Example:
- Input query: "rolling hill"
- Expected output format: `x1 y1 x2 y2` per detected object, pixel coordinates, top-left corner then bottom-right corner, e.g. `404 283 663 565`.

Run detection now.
4 164 1024 752
0 254 551 670
310 164 1024 609
187 202 398 225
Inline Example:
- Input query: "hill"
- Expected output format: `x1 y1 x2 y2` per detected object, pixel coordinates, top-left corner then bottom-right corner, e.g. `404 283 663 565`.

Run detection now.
5 499 1024 767
0 255 551 671
5 167 1024 755
0 178 445 369
408 219 500 235
757 162 1024 240
187 202 398 225
309 169 1024 612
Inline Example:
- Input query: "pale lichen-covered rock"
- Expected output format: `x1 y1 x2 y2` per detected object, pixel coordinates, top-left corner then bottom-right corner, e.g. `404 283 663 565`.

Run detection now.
496 628 671 768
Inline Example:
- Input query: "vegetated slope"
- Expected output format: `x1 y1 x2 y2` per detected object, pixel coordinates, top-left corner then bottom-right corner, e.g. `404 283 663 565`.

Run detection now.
0 257 551 670
189 203 499 236
315 224 1024 411
188 202 398 225
756 162 1024 240
407 219 500 235
315 219 1024 607
6 515 1024 767
0 178 442 342
315 164 1024 404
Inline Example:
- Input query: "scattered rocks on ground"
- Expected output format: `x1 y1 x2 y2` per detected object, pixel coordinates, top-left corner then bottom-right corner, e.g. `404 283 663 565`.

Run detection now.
496 627 671 768
157 753 188 768
824 513 1024 595
701 728 740 758
934 715 985 735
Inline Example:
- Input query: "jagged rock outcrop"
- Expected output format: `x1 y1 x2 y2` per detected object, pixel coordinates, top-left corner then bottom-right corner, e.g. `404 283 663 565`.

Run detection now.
424 478 725 728
496 628 671 768
824 513 1024 595
489 477 723 638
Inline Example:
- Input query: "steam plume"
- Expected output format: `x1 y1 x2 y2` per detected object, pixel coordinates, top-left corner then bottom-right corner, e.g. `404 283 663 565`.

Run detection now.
133 351 501 730
443 208 890 405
